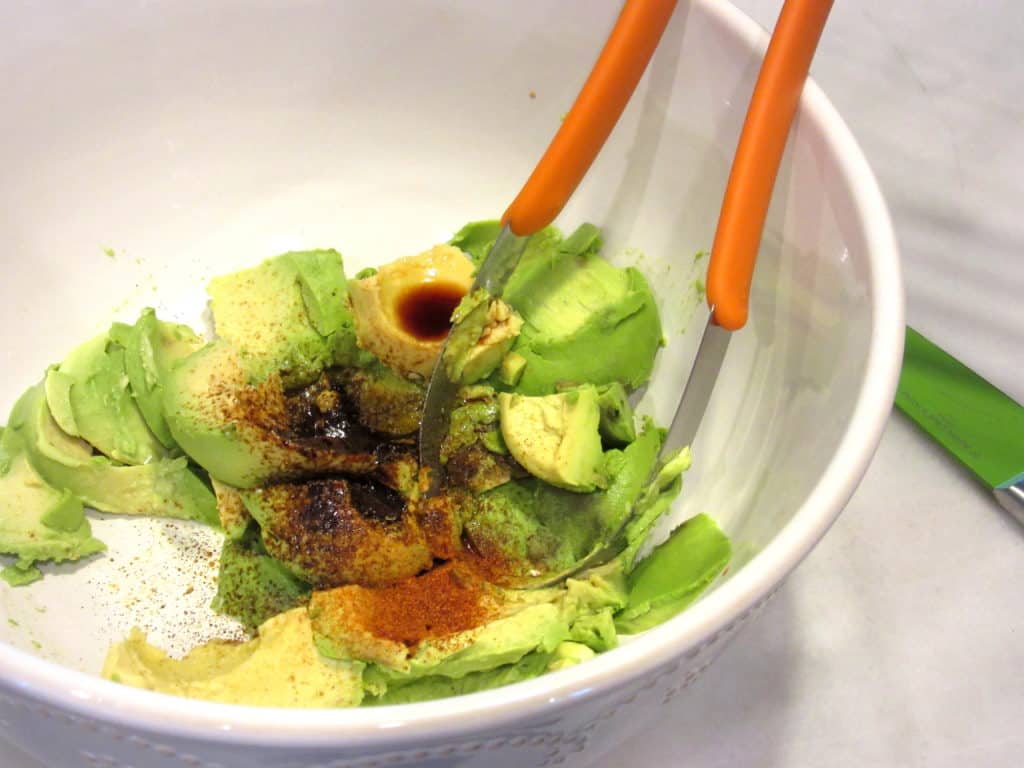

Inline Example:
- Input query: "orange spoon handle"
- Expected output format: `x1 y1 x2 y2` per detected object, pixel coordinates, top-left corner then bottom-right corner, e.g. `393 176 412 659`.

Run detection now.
502 0 677 236
706 0 834 331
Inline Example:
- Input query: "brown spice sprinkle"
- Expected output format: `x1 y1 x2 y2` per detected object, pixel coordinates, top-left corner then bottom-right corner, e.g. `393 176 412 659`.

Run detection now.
345 562 498 648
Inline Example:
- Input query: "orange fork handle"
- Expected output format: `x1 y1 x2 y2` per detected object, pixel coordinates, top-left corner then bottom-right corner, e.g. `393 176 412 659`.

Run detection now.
502 0 677 237
706 0 834 331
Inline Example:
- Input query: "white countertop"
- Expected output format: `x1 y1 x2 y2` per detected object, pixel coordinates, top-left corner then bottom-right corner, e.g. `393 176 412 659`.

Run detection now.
6 1 1023 766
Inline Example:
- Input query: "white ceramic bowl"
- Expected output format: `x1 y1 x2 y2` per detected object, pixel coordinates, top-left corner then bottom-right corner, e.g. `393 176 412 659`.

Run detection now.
0 1 903 766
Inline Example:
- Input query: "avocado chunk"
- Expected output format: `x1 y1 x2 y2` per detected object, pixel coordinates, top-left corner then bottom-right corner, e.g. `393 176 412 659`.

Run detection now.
594 382 637 446
240 478 434 588
43 368 80 437
210 526 310 629
163 342 378 488
311 561 625 701
54 331 167 465
347 245 474 379
12 384 217 525
0 419 105 578
500 223 662 395
338 362 425 436
207 250 358 388
122 309 205 451
498 386 606 493
462 424 665 580
441 388 520 494
102 607 365 707
211 479 252 541
615 513 731 634
442 290 523 385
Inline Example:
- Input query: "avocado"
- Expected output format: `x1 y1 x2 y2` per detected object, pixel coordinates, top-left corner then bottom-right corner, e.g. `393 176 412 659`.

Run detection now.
240 478 434 588
102 607 365 707
498 386 606 493
594 382 637 446
211 479 252 540
443 290 523 385
449 220 503 265
462 424 664 580
498 351 527 387
43 367 80 437
210 526 310 629
207 250 358 388
54 331 167 465
312 562 625 697
499 223 662 395
440 387 520 494
0 420 105 578
12 384 218 525
163 342 378 488
615 513 730 634
122 308 205 451
339 362 424 436
347 245 474 378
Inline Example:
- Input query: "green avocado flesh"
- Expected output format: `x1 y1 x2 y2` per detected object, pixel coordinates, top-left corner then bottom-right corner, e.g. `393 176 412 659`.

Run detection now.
0 223 729 708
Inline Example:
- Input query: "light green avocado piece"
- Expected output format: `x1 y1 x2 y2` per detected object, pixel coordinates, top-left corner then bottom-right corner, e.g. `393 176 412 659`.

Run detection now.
449 220 503 266
463 425 664 577
366 649 555 705
615 513 731 634
55 331 167 465
207 250 358 387
501 223 662 395
443 290 522 385
498 386 605 493
289 250 350 336
123 309 205 451
0 416 105 578
498 351 527 387
315 563 625 700
12 384 218 525
595 382 637 446
163 341 378 488
43 368 80 437
210 527 310 630
211 479 252 541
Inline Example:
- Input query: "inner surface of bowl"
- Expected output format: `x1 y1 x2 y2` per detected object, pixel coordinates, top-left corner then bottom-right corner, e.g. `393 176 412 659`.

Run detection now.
0 0 899 746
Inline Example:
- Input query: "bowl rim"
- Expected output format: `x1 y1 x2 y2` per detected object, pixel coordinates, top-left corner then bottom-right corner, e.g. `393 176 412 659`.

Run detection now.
0 0 904 748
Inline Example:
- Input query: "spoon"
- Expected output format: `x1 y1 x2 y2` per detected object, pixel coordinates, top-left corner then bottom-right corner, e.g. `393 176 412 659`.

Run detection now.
419 0 680 496
525 0 836 587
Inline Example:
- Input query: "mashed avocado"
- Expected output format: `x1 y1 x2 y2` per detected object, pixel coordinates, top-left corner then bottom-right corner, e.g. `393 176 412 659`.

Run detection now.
1 220 730 707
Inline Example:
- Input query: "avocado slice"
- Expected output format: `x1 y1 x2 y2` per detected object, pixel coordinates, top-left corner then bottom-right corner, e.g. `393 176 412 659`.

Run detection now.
498 386 606 493
339 362 425 437
54 332 167 465
43 367 80 437
615 513 731 634
240 478 433 588
163 342 379 488
0 420 105 578
207 250 358 388
11 384 218 525
122 309 205 451
462 424 665 580
500 223 662 395
210 526 310 629
443 291 523 385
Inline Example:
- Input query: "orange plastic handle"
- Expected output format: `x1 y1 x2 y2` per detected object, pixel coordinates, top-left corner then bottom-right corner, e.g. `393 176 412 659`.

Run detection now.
502 0 677 236
706 0 834 331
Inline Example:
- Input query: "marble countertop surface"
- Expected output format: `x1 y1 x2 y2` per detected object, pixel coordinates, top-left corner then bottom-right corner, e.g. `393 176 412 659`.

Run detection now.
6 1 1022 766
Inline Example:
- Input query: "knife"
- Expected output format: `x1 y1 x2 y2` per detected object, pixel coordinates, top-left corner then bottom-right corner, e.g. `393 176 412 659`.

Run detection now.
418 0 679 495
896 326 1024 526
